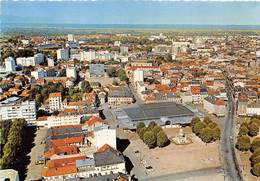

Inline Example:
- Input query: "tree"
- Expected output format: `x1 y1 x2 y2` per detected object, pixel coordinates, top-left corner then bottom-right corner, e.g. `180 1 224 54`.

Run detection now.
252 162 260 177
107 67 117 77
137 122 145 135
81 80 92 93
212 127 221 141
139 127 147 140
143 131 157 148
251 137 260 153
248 122 259 137
200 127 213 143
203 117 212 125
238 125 249 136
193 121 206 136
208 122 218 129
191 117 200 127
156 131 169 147
250 152 260 166
147 121 156 131
152 125 163 136
117 69 128 82
236 135 251 152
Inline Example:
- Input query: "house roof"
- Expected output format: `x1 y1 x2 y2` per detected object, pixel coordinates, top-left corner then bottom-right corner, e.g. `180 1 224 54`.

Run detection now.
94 144 124 167
49 92 62 98
42 156 85 177
86 116 104 127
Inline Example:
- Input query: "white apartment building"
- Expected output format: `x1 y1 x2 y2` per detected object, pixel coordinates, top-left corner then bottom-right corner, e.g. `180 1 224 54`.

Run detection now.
37 115 82 128
120 46 128 55
5 57 16 72
68 34 74 42
31 69 47 79
80 51 96 61
48 92 63 112
133 69 144 83
16 53 44 67
47 58 55 67
0 98 36 124
92 126 117 149
66 67 77 79
57 48 69 60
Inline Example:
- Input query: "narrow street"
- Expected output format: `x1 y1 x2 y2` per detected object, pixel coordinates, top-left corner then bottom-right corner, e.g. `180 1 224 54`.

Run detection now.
220 70 243 181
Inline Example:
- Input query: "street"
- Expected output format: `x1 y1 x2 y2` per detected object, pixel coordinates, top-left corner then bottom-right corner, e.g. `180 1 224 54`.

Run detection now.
220 70 243 181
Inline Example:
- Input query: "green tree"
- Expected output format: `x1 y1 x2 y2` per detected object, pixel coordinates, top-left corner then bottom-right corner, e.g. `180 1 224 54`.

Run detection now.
152 125 163 136
238 125 249 136
203 117 212 125
236 135 251 152
250 152 260 166
147 121 157 131
191 117 200 127
143 131 157 148
117 69 128 82
200 127 213 143
139 127 147 140
137 122 145 135
248 122 259 137
156 131 169 147
212 127 221 141
107 67 117 77
81 80 92 93
252 162 260 177
251 137 260 153
193 121 206 136
208 122 218 129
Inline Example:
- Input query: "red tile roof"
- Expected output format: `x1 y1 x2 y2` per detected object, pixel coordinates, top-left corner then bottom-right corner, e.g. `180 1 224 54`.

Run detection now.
86 116 104 127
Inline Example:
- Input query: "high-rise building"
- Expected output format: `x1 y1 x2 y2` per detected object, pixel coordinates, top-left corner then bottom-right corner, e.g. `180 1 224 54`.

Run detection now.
80 51 96 61
47 58 55 67
5 57 16 72
57 49 69 60
16 53 44 67
68 34 74 42
49 92 63 112
133 69 144 83
66 67 77 79
120 46 128 55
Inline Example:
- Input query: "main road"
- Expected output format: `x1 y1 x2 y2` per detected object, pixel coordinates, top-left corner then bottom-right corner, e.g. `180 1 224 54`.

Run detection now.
220 70 243 181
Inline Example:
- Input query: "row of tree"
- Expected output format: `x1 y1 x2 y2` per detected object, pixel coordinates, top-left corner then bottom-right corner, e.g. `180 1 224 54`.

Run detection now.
136 122 169 149
191 117 221 143
238 118 259 137
1 119 27 169
236 117 260 177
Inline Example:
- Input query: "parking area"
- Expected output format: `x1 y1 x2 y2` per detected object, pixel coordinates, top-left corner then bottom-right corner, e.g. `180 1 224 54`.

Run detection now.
25 128 48 181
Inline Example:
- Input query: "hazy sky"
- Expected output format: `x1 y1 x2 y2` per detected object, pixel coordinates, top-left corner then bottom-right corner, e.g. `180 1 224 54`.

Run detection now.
1 1 260 25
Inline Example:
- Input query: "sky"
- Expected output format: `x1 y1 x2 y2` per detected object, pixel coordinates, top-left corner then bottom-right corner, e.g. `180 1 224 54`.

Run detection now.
1 1 260 25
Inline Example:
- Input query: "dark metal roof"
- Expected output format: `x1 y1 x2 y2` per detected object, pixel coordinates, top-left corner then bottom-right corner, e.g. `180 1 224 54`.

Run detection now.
94 147 125 167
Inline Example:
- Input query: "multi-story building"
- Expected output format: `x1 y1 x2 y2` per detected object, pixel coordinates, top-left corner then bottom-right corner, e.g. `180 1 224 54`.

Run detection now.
47 58 55 67
133 69 144 83
108 87 133 106
16 53 44 67
203 95 226 116
57 48 69 60
0 97 36 124
48 92 63 112
89 64 105 77
80 50 96 61
68 34 74 42
5 57 16 72
66 67 77 79
31 69 47 79
37 115 83 128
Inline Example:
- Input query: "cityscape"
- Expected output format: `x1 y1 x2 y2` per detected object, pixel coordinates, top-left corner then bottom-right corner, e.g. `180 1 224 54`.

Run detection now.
1 1 260 181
